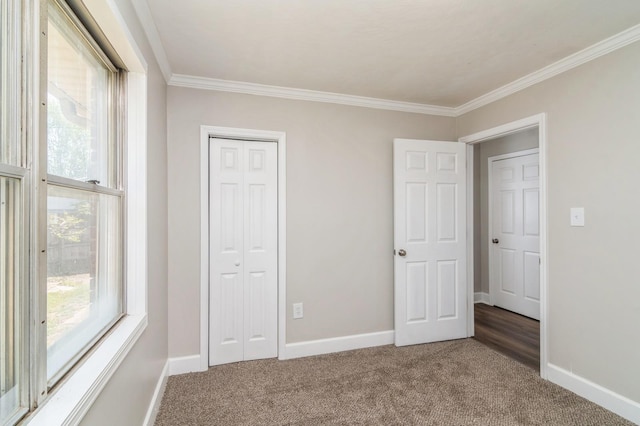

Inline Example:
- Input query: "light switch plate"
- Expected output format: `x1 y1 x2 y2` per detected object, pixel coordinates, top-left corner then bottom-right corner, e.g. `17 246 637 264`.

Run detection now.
570 207 585 226
293 303 303 319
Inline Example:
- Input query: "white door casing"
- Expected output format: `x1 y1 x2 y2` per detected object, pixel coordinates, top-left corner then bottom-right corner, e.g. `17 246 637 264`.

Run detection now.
209 138 278 366
489 150 540 320
459 113 547 378
394 139 467 346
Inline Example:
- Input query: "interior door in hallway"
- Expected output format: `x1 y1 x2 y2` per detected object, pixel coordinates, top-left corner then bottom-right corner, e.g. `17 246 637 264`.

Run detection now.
490 150 540 320
394 139 468 346
209 138 278 366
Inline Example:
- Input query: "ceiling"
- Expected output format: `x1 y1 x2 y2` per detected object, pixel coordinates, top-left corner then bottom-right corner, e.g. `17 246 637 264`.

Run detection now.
145 0 640 108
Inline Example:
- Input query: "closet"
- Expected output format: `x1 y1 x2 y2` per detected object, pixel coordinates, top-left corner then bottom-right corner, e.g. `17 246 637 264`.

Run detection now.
208 138 278 365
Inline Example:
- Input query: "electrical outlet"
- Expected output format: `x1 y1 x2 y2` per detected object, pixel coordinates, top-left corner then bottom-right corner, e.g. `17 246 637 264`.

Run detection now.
293 303 303 319
570 207 585 227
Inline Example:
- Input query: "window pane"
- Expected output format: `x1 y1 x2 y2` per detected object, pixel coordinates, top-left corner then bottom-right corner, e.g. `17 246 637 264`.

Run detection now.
47 1 115 187
0 0 20 166
0 176 24 423
46 185 122 381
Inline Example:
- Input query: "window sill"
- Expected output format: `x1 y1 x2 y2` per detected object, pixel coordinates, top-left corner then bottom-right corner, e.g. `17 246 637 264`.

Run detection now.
25 314 148 425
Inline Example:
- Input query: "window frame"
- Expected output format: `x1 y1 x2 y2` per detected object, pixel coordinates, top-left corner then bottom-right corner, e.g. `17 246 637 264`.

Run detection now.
3 0 149 423
43 0 126 388
1 0 30 423
0 169 29 426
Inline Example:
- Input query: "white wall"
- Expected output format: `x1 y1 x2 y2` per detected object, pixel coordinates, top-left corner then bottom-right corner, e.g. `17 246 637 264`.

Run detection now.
167 88 456 356
474 128 539 294
79 0 168 423
457 41 640 403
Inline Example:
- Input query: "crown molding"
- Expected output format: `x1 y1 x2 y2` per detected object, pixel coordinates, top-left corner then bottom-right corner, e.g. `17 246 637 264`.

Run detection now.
168 74 457 116
456 23 640 116
131 0 172 82
169 19 640 118
131 5 640 118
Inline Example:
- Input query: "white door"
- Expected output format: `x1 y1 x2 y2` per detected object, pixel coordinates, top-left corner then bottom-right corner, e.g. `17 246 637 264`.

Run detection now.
394 139 467 346
209 138 278 366
489 150 540 320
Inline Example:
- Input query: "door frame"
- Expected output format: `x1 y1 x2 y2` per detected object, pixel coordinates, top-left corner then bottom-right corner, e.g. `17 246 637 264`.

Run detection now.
458 113 548 378
487 148 540 311
199 125 287 370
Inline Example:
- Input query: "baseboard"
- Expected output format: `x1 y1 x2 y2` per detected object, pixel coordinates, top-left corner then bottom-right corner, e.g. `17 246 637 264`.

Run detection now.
547 363 640 424
281 330 394 360
474 292 491 304
168 355 205 376
142 360 169 426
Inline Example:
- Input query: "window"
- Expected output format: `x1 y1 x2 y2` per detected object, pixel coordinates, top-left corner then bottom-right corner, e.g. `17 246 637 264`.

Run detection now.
0 0 141 423
1 0 27 423
0 177 25 425
45 0 124 385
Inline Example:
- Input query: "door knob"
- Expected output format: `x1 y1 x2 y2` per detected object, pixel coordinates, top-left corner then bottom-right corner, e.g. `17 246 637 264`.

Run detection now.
398 249 407 257
492 238 499 244
234 260 241 266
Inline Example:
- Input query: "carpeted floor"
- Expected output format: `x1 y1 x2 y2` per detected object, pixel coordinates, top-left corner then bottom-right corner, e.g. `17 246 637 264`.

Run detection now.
155 339 631 425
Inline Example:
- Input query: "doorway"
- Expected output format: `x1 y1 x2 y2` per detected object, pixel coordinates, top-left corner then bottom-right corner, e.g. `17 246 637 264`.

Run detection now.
208 138 278 366
194 126 286 371
459 114 547 377
472 131 541 370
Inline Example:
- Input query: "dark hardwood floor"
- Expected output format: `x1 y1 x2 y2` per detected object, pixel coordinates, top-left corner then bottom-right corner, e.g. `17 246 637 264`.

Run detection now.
473 303 540 371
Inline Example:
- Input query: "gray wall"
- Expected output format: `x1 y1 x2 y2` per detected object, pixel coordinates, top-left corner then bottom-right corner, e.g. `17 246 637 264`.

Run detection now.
167 88 456 355
474 128 539 294
79 10 640 419
457 41 640 403
79 0 168 424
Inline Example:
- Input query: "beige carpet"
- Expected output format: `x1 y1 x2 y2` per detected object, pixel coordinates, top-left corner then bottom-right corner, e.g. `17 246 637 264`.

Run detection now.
155 339 631 425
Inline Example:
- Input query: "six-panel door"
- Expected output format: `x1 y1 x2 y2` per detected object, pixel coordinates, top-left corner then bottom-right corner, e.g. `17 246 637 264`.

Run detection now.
394 139 467 346
490 151 540 320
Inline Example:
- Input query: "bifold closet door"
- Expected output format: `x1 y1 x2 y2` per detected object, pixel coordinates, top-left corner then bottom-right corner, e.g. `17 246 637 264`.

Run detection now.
209 138 278 366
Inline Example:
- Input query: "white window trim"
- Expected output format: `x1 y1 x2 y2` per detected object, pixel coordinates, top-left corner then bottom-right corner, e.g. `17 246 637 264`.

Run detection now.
25 0 149 423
